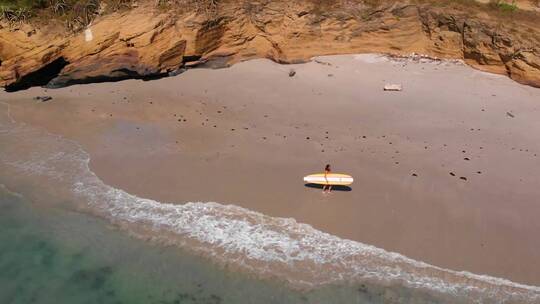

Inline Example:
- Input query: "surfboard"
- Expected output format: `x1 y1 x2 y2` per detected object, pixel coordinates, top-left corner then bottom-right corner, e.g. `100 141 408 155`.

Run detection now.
303 173 354 186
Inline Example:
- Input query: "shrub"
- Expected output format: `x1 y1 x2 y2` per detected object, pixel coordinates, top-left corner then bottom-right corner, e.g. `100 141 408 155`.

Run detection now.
490 0 518 12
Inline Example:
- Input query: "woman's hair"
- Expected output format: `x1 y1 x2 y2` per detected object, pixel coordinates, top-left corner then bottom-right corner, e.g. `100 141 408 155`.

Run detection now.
325 164 331 171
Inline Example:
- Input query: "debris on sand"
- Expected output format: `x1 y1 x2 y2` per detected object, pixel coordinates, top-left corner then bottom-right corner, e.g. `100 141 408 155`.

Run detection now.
33 96 53 102
314 59 332 66
384 84 402 91
168 68 187 77
289 69 296 77
506 111 515 118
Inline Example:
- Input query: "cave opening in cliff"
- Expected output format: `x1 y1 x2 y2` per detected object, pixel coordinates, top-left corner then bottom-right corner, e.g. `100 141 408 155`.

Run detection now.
5 57 69 92
51 68 172 87
183 55 202 63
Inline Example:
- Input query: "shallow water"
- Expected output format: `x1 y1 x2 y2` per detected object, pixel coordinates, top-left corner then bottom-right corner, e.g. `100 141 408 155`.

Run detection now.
0 186 335 304
1 185 432 304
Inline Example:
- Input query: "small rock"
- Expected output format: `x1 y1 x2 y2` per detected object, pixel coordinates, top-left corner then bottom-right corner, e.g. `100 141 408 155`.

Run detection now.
383 84 402 91
289 69 296 77
314 59 332 66
506 112 515 118
168 68 187 77
33 96 52 102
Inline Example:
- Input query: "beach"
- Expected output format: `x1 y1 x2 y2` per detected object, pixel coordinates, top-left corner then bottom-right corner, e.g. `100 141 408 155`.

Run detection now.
1 54 540 302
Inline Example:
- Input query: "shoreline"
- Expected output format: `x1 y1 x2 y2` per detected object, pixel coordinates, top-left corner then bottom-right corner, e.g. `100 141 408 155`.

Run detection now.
1 54 540 289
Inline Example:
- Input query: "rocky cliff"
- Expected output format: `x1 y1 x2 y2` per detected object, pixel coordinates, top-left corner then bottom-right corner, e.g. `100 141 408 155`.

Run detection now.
1 0 539 91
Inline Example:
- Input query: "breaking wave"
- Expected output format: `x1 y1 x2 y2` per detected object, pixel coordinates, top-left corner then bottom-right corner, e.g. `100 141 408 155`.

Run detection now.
1 103 539 303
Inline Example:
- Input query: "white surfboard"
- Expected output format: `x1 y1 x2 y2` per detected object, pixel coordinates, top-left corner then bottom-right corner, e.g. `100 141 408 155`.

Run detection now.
303 173 354 186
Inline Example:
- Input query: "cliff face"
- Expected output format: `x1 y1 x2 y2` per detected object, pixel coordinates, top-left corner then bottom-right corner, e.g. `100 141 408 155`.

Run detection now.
1 0 539 90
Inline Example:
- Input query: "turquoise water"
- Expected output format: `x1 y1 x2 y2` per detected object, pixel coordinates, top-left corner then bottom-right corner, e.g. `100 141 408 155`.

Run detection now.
0 186 385 304
0 187 295 304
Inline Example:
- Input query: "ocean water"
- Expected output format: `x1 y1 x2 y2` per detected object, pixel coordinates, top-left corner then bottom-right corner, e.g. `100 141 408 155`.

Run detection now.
1 100 540 304
2 185 386 304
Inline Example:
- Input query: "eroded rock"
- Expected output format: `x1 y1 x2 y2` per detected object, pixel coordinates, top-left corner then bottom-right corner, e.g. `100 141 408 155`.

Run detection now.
0 0 539 90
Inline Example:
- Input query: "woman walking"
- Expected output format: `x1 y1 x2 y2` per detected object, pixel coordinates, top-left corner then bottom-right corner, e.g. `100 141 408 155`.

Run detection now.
323 164 332 193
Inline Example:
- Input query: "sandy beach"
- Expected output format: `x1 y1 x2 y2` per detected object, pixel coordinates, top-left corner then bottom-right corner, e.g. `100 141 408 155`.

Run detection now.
2 54 540 289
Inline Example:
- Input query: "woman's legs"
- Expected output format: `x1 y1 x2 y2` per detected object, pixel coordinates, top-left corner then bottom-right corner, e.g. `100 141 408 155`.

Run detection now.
322 185 332 193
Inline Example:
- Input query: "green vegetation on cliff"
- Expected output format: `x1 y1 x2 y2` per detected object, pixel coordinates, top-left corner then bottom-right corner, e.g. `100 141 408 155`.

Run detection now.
0 0 130 28
0 0 538 30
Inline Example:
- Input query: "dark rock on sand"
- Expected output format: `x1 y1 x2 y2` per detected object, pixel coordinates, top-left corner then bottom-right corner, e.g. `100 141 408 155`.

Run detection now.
33 96 53 102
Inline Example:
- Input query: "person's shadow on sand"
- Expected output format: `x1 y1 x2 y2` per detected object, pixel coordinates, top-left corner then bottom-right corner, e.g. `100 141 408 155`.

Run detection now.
304 184 352 192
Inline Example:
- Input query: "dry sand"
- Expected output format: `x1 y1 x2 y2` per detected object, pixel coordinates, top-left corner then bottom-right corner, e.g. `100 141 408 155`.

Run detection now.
2 54 540 286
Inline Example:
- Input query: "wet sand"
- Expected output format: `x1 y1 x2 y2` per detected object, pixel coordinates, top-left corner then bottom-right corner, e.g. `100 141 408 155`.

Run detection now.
2 54 540 286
